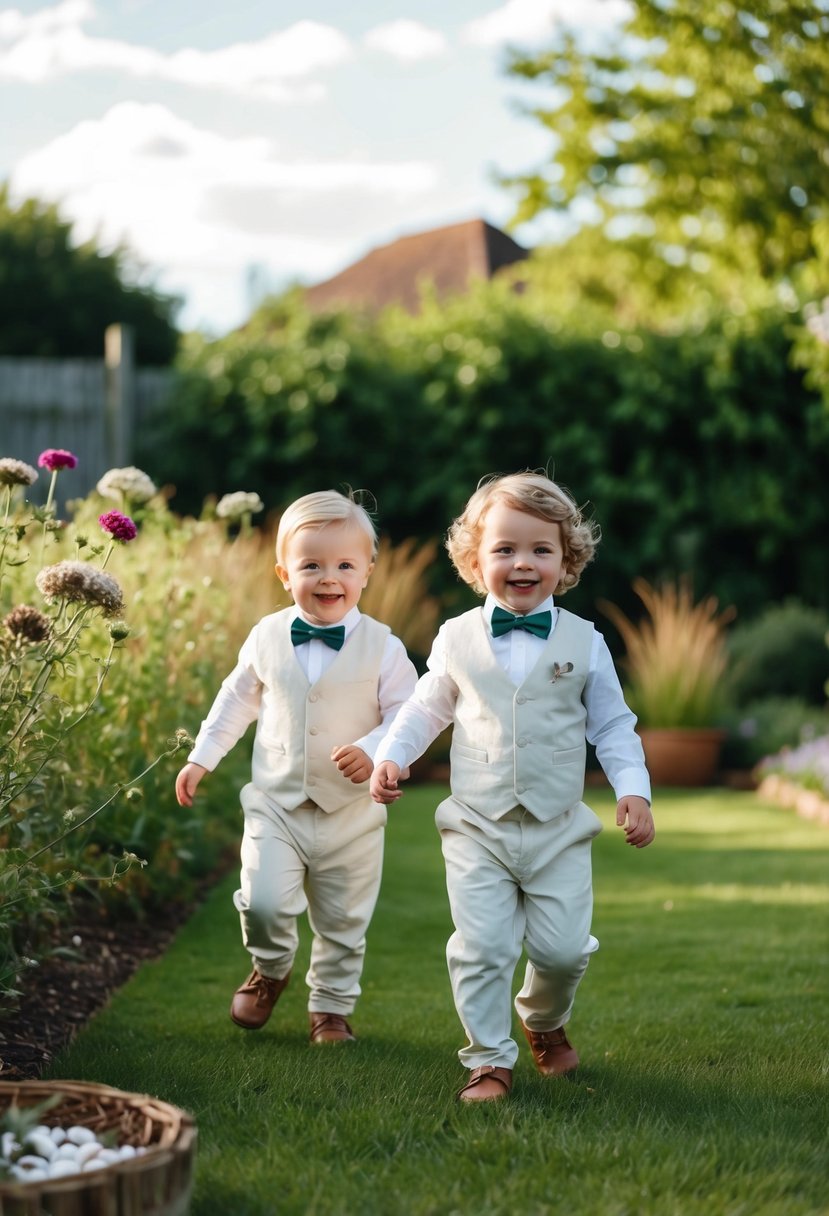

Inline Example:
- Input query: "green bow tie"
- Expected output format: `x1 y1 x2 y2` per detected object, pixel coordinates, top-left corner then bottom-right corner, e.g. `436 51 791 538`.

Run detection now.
290 619 345 651
490 606 552 640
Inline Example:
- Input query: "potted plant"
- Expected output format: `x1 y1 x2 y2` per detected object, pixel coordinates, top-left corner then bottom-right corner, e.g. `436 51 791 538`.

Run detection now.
599 579 735 786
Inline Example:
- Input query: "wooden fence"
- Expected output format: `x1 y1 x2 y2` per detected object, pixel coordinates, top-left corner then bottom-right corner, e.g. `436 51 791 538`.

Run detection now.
0 325 173 503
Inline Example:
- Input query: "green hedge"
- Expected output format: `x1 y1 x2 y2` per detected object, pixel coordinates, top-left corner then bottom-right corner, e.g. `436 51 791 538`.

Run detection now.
142 286 829 626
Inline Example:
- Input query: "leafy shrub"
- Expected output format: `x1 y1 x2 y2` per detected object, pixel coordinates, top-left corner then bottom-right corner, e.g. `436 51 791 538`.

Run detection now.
720 697 829 770
725 600 829 706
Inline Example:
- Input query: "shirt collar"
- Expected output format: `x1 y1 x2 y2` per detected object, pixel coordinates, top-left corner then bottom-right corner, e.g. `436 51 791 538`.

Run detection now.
290 605 361 636
483 593 555 623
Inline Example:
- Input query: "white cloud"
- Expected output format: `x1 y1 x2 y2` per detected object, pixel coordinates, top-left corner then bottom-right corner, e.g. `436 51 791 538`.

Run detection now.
9 102 439 329
0 2 352 100
363 19 447 61
462 0 631 47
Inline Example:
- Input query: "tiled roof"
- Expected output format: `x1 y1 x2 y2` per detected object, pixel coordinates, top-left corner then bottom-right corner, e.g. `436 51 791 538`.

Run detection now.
304 218 528 314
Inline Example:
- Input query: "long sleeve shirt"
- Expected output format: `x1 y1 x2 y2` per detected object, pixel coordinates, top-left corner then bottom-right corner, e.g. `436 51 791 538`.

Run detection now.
189 605 418 772
375 594 651 804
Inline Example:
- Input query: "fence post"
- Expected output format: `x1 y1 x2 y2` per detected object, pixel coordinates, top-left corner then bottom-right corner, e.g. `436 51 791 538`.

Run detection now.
104 324 135 468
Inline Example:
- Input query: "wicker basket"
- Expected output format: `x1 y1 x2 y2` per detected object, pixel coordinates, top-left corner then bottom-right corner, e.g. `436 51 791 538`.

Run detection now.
0 1080 196 1216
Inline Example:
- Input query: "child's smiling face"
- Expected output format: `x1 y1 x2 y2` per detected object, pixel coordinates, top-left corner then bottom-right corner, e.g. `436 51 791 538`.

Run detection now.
471 501 565 615
276 521 374 626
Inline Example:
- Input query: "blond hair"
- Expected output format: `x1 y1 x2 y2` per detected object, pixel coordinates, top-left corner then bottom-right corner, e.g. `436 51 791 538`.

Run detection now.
446 471 600 597
275 490 378 567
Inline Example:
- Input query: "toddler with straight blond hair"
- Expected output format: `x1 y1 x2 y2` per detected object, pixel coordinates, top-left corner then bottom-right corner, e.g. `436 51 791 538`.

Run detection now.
177 490 416 1043
371 471 654 1101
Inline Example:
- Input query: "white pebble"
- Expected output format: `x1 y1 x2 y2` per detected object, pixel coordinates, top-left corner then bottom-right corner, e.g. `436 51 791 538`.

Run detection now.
83 1157 108 1172
10 1164 48 1182
1 1131 20 1158
96 1148 120 1165
48 1158 81 1178
117 1144 137 1160
54 1143 80 1161
32 1126 52 1137
76 1142 102 1166
49 1127 67 1145
23 1132 57 1161
17 1154 50 1170
67 1126 96 1146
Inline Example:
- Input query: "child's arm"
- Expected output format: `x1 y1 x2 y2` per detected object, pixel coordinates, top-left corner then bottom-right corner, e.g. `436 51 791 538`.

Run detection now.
616 795 655 848
332 636 419 784
175 762 208 807
331 744 373 784
371 761 403 804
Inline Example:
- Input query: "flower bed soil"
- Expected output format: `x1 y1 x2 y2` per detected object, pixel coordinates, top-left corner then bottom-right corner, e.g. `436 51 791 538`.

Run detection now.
0 903 187 1081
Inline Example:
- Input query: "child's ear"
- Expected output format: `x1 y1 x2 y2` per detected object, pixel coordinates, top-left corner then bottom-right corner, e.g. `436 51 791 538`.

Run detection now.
275 562 290 589
363 560 375 587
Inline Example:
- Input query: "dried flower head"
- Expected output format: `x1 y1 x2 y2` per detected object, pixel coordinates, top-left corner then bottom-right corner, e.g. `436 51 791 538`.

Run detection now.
4 604 51 643
0 458 38 487
36 560 124 617
99 510 138 542
216 491 264 520
38 449 78 472
172 728 194 751
96 466 157 504
108 620 131 641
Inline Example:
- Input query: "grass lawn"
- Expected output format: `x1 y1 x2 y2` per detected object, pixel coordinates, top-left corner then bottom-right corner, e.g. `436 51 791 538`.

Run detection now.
50 787 829 1215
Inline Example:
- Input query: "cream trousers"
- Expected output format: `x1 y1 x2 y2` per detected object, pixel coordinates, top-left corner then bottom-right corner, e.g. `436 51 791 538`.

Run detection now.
436 795 602 1070
234 783 386 1014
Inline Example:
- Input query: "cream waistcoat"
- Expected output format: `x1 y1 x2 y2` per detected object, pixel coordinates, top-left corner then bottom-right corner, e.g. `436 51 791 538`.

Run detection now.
250 609 389 812
444 606 594 821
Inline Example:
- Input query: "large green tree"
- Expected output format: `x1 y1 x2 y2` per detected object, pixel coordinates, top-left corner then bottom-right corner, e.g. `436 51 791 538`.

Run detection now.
505 0 829 284
0 185 180 364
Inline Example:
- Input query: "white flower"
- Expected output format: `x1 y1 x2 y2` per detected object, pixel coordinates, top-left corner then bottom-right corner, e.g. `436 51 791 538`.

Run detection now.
215 491 264 520
0 457 38 486
36 560 124 616
96 466 157 503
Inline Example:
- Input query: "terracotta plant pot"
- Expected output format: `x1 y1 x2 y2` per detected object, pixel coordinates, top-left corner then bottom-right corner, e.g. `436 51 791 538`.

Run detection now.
638 728 726 787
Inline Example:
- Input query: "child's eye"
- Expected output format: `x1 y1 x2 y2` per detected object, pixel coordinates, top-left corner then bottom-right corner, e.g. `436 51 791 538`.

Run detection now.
494 546 513 554
339 562 354 570
302 562 319 570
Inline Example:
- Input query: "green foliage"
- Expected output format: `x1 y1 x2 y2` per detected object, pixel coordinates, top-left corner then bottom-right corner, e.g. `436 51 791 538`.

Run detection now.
726 599 829 705
0 185 180 364
721 696 829 770
503 0 829 285
141 282 829 627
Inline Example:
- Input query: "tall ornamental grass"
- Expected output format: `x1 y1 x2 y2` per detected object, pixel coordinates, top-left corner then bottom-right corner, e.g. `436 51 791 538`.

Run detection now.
600 578 735 728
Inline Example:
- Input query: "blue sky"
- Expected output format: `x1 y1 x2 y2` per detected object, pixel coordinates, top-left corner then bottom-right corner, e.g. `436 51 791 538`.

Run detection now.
1 0 629 334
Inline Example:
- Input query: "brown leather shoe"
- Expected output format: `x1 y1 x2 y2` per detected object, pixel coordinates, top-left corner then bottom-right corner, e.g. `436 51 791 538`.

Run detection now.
309 1012 356 1043
457 1065 513 1103
230 969 290 1029
520 1020 579 1076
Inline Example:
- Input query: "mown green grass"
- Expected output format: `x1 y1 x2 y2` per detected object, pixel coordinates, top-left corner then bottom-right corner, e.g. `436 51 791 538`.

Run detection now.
50 787 829 1215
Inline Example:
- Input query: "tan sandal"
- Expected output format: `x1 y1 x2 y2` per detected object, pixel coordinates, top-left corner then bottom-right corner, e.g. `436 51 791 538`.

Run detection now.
457 1065 513 1103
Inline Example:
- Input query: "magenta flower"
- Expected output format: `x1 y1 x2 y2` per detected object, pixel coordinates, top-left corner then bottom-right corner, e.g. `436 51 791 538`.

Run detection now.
38 449 78 471
98 510 138 542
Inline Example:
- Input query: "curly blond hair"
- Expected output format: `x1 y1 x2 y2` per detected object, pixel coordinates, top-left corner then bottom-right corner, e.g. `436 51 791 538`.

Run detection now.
275 490 377 567
446 471 600 597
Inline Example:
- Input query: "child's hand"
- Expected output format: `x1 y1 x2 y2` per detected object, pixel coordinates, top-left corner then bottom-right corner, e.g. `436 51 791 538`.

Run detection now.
175 762 207 807
331 744 373 784
616 795 655 848
371 762 404 804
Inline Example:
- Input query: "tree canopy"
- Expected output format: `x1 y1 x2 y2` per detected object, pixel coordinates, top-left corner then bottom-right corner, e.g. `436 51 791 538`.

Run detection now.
504 0 829 286
0 185 180 364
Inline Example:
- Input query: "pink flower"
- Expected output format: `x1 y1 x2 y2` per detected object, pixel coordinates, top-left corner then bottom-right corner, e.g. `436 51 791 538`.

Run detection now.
38 449 78 471
98 510 138 542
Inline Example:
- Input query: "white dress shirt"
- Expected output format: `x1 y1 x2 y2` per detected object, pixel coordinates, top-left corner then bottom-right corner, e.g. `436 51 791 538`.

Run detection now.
375 594 651 803
189 605 417 772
